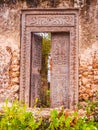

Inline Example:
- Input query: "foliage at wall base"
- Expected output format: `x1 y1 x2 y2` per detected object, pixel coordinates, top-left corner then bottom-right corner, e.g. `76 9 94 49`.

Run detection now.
0 99 98 130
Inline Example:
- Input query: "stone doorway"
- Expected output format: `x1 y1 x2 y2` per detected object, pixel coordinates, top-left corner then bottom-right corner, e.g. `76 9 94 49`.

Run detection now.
20 9 79 109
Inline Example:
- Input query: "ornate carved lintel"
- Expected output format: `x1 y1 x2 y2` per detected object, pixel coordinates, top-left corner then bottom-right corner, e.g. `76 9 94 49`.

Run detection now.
26 15 75 27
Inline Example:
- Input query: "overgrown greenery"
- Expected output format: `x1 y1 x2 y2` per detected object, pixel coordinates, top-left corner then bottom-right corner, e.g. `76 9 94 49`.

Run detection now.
40 33 51 107
0 99 98 130
41 33 51 78
0 100 42 130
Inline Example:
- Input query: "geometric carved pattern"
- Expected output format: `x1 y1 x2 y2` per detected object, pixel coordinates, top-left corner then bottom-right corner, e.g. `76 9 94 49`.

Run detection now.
20 9 79 108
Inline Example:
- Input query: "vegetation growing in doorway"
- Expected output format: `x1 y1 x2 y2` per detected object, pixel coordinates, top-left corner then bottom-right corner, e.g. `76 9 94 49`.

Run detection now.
41 33 51 78
41 33 51 107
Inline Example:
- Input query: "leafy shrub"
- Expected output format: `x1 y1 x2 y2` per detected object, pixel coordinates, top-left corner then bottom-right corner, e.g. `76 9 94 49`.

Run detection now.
46 109 98 130
85 100 98 121
0 100 98 130
0 100 42 130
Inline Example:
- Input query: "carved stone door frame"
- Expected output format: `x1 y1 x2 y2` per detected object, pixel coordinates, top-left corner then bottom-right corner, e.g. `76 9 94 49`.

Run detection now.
20 9 79 108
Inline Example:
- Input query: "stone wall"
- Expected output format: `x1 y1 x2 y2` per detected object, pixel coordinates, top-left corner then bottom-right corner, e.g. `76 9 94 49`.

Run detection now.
0 0 98 105
79 52 98 102
79 0 97 52
0 46 20 102
78 0 98 102
0 2 25 102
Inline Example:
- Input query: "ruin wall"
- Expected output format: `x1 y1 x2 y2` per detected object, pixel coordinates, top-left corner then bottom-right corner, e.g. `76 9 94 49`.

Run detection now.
0 0 98 105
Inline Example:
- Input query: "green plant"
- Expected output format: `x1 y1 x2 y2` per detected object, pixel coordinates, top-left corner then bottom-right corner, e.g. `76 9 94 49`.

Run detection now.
41 33 51 78
77 103 83 109
47 109 59 130
46 90 50 107
0 100 42 130
0 100 98 130
85 99 98 123
46 108 98 130
40 33 51 107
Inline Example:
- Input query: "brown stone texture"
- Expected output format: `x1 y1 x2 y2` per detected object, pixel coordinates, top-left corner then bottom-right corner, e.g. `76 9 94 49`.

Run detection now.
0 46 20 102
0 2 26 102
79 0 97 53
79 52 98 102
0 0 98 106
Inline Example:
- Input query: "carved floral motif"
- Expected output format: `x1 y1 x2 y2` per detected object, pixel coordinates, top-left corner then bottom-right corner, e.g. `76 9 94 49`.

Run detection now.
26 15 75 26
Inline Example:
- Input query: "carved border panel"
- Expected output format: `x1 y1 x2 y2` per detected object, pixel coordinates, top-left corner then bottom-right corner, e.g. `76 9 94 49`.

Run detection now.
25 15 75 26
20 9 79 108
51 32 70 108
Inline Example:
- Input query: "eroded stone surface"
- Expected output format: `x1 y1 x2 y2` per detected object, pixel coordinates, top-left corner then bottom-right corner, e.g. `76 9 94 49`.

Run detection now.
30 34 42 107
0 0 98 108
0 46 20 102
51 32 70 108
79 51 98 102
